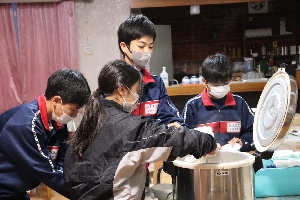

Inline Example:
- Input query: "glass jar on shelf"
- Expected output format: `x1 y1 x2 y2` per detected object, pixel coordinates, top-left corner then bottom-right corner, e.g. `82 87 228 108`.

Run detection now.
228 46 232 58
222 45 227 55
232 47 236 58
261 44 266 56
237 47 242 58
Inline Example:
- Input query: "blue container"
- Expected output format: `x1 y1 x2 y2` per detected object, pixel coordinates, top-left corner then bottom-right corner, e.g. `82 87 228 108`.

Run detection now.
255 166 300 197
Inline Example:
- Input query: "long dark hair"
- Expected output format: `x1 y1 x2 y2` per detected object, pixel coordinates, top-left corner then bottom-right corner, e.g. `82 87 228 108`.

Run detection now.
71 60 141 158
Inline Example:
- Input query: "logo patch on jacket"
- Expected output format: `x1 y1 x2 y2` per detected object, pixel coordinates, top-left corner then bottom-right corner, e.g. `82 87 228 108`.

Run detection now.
47 146 59 160
132 100 159 116
225 121 241 133
197 121 241 133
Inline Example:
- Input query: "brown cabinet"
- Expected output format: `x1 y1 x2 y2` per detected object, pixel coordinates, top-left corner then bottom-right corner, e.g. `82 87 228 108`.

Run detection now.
243 11 300 65
141 0 300 64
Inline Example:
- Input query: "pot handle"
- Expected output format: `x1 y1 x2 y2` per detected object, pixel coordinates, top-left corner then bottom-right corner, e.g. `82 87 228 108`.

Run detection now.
156 165 163 184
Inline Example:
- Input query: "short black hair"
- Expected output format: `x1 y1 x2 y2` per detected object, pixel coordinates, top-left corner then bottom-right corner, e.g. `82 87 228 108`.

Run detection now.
45 69 91 107
202 53 232 84
117 14 156 56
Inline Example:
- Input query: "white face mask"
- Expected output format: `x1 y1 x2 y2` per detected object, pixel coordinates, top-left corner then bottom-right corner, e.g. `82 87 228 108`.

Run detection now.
207 84 230 99
52 105 74 124
122 86 139 113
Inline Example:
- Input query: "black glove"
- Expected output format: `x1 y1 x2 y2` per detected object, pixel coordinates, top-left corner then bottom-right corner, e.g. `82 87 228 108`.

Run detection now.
252 150 274 173
192 131 217 159
260 151 274 159
253 156 263 173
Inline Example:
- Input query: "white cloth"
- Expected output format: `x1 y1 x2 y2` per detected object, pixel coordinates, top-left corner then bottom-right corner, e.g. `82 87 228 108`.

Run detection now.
222 143 241 152
194 126 214 137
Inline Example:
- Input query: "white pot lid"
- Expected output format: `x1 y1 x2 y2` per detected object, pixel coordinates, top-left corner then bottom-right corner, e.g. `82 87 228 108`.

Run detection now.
253 68 298 152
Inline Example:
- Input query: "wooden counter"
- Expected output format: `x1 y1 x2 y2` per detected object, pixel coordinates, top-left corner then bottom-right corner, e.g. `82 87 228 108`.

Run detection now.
167 70 300 96
296 70 300 89
166 81 267 96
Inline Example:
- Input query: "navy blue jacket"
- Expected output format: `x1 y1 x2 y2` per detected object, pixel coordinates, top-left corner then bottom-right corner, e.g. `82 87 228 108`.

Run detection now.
0 95 70 199
182 89 255 152
132 69 183 125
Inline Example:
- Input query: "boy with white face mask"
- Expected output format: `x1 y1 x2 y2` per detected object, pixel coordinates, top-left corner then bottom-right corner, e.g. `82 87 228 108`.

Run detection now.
118 14 183 127
182 53 256 153
0 69 90 199
118 14 184 199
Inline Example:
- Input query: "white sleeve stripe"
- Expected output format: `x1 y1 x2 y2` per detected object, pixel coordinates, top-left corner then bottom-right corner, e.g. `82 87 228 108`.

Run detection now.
232 94 255 116
32 110 55 172
183 95 202 123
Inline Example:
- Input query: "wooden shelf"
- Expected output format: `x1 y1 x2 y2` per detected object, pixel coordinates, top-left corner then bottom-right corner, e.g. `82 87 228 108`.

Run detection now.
173 37 244 44
251 54 299 60
296 70 300 89
131 0 266 8
166 81 267 96
244 34 300 40
168 71 300 96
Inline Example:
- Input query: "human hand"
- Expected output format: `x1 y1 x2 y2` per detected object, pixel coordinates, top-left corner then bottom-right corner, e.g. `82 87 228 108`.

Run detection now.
167 122 181 128
204 142 220 157
228 137 243 146
206 149 218 157
216 143 222 150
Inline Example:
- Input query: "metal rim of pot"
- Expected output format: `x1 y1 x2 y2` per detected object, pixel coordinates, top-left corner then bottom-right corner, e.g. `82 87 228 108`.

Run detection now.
173 150 255 170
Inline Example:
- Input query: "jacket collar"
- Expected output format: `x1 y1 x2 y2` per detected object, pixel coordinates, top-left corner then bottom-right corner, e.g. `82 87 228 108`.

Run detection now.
101 99 123 111
141 68 155 84
201 88 236 107
37 95 64 131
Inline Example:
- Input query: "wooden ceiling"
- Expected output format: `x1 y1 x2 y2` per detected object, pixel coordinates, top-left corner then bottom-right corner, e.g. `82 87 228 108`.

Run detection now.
131 0 269 8
0 0 61 2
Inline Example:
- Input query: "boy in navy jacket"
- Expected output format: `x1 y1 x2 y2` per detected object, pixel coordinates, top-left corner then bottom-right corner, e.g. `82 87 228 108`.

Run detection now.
117 15 183 196
182 53 256 152
0 69 90 199
117 14 182 127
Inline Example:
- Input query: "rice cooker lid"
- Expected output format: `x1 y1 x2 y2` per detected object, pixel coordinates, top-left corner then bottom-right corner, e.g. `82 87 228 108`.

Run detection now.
253 68 298 152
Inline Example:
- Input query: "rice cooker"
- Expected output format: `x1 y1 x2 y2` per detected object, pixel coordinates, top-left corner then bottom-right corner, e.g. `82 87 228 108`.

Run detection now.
172 68 298 200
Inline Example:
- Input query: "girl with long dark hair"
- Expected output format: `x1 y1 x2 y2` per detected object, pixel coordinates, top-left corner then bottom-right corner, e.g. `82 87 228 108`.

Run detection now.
64 59 217 200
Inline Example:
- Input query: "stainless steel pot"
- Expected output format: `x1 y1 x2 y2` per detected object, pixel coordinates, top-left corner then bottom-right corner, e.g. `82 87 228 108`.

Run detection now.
174 151 255 200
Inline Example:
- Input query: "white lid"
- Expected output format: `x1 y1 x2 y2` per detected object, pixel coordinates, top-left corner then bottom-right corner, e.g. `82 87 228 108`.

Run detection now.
253 68 298 152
